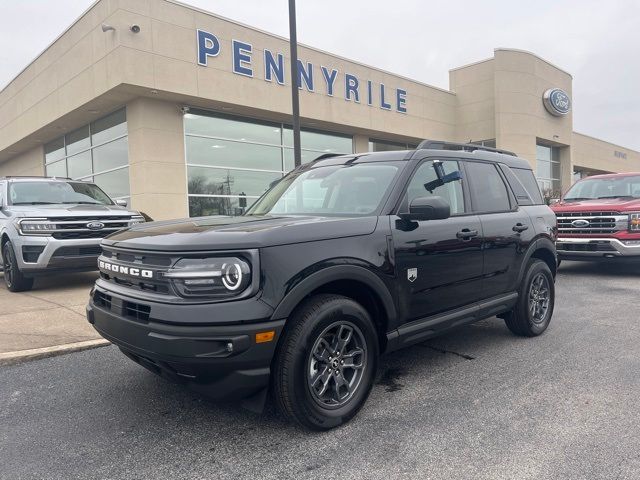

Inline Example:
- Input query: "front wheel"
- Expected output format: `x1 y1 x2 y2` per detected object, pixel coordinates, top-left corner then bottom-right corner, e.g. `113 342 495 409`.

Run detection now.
504 259 554 337
2 241 34 292
272 294 378 430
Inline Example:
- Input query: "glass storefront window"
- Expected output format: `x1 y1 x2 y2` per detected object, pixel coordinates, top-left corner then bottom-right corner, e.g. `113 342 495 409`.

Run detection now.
283 128 352 152
92 137 129 173
189 196 250 217
536 143 561 194
65 126 90 156
46 159 67 177
44 108 129 200
66 150 92 179
44 137 65 164
185 110 354 217
93 168 130 200
185 137 283 172
185 113 282 145
91 109 127 145
187 166 280 197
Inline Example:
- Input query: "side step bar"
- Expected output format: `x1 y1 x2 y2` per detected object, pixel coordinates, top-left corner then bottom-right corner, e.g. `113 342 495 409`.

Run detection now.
385 292 518 352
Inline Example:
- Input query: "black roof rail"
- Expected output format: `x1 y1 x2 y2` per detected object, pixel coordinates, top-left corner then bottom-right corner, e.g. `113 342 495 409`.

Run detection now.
313 153 343 162
417 140 516 157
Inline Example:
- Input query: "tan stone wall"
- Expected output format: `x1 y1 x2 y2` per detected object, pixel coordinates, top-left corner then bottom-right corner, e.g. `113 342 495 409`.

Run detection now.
573 132 640 174
449 59 495 143
126 98 189 220
0 146 44 177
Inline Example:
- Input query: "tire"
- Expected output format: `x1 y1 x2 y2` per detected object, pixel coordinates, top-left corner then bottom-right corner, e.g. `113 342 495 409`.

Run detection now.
272 294 379 430
2 241 34 292
504 259 554 337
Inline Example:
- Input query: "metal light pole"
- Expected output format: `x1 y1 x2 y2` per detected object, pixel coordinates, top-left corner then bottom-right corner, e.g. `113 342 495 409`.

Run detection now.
288 0 302 167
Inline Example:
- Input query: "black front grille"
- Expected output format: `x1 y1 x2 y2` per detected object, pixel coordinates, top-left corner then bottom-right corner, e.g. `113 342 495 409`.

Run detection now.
48 215 132 224
52 246 103 257
100 246 174 294
557 242 617 252
101 249 172 267
124 301 151 322
93 290 151 323
53 231 112 240
94 291 112 310
99 272 171 294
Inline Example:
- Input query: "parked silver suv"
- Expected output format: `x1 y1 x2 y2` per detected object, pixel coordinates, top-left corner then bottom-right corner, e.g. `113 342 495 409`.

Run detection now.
0 177 145 292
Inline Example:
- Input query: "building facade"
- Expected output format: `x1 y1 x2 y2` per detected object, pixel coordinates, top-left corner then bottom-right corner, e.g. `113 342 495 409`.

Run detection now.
0 0 638 220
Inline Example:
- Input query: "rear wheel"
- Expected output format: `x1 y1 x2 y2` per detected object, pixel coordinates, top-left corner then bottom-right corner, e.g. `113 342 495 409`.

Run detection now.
272 294 378 430
2 241 34 292
504 259 554 337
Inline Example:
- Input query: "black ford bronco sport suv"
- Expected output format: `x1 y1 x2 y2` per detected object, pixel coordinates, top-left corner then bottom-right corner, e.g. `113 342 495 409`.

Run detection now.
87 140 557 430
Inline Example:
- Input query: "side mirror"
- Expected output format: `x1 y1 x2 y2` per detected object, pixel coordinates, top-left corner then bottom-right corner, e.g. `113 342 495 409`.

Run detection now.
115 199 128 207
548 198 561 206
401 196 451 221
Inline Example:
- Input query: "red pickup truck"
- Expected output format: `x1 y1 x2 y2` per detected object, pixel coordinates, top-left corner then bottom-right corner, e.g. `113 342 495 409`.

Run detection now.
551 172 640 261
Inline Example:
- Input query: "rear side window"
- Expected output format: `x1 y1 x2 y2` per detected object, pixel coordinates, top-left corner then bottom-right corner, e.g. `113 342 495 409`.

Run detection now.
512 167 544 204
499 165 534 206
465 161 512 213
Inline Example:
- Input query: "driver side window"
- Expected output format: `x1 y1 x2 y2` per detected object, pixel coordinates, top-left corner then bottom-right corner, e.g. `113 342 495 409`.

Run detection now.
403 160 465 215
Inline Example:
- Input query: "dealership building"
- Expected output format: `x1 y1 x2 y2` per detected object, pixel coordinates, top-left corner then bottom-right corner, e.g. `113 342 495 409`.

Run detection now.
0 0 638 220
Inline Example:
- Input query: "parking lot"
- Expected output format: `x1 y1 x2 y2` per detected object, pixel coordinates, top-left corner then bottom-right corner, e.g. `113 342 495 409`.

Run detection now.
1 261 638 479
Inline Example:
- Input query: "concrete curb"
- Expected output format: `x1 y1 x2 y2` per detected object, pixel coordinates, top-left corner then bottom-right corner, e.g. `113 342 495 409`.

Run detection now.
0 339 111 366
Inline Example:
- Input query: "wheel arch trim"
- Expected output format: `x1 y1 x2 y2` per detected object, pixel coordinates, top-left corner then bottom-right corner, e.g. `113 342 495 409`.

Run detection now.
517 236 557 283
271 265 397 325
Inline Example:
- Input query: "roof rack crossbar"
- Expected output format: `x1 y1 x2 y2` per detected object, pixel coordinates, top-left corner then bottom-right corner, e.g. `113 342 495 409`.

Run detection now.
417 140 516 157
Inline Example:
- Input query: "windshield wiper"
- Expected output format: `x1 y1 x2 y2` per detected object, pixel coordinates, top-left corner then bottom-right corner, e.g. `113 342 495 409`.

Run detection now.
61 201 102 205
563 197 591 201
11 201 59 205
596 195 634 199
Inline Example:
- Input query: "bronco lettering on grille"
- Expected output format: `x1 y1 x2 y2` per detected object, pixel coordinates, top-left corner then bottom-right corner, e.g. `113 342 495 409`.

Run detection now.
98 260 153 278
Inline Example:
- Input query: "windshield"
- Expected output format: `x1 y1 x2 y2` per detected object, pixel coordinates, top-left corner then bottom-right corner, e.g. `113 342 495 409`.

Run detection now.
246 162 401 216
8 181 114 206
564 175 640 201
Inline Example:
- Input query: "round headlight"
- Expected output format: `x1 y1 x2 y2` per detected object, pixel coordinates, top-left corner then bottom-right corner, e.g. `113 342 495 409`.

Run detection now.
222 262 243 290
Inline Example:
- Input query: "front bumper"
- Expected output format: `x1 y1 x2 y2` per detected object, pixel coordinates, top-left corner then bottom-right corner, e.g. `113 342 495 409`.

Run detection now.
86 285 285 400
557 237 640 260
10 235 103 274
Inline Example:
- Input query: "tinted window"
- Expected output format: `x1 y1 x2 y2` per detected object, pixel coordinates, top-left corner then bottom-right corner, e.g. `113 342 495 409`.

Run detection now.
499 165 533 206
403 160 465 215
466 161 512 213
512 167 544 204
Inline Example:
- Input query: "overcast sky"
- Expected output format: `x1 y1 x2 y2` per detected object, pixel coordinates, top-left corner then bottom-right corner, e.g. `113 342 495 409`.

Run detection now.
1 0 638 150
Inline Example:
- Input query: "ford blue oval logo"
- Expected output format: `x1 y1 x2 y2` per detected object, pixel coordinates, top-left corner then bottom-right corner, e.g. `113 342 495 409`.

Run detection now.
543 88 571 116
571 219 590 228
86 221 105 230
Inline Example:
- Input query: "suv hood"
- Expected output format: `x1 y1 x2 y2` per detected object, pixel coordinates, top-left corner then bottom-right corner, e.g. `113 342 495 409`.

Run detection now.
102 215 379 251
552 197 640 213
7 204 138 218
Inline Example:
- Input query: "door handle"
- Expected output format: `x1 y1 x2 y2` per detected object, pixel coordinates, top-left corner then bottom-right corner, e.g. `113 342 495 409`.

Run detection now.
456 228 479 240
512 223 529 233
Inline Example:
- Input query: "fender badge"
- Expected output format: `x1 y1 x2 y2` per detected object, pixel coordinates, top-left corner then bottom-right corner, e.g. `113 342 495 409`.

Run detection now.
407 268 417 282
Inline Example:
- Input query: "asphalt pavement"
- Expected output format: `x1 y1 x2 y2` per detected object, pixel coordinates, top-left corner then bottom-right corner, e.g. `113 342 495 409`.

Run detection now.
1 261 639 480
